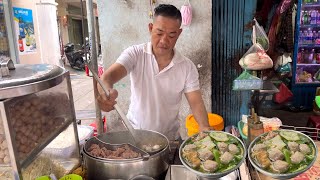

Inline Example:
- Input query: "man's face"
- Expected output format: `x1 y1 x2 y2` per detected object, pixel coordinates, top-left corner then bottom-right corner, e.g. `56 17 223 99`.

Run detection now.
148 16 182 57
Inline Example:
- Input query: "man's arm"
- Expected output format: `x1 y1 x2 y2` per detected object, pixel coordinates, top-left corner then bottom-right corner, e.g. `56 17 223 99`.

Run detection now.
100 63 127 89
97 63 127 112
185 90 211 131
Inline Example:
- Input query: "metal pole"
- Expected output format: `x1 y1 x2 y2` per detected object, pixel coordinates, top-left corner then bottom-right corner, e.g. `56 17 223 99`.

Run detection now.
86 0 103 134
3 0 19 63
80 0 87 62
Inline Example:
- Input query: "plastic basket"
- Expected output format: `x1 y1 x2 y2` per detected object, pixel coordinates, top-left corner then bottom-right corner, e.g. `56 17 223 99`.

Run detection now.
186 113 224 137
59 174 82 180
233 79 263 90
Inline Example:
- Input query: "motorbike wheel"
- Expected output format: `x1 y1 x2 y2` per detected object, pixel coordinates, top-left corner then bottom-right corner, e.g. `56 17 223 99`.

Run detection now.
75 58 85 71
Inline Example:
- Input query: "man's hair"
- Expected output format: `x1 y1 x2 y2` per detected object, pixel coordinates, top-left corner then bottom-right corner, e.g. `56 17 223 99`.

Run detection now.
154 4 182 23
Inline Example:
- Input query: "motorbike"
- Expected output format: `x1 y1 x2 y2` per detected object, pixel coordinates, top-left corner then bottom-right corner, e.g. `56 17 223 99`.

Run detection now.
64 43 85 70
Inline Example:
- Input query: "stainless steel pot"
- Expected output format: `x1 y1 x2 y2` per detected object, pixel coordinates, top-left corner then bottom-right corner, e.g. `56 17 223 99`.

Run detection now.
82 130 170 180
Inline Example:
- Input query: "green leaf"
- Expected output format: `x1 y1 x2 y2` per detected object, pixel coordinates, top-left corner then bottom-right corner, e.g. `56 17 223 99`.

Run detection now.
209 132 229 142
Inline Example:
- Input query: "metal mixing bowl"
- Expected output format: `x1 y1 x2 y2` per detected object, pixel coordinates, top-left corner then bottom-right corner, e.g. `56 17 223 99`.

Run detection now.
179 131 247 179
248 130 318 179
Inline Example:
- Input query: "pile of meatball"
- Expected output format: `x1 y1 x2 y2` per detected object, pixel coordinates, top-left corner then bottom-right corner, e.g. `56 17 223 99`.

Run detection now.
5 92 70 160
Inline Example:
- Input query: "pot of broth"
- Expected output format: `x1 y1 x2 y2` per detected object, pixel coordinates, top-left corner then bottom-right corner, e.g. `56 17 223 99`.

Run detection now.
82 129 170 180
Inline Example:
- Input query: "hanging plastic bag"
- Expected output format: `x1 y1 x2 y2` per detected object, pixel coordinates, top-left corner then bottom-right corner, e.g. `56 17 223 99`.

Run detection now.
274 53 292 70
233 70 263 90
273 83 293 104
252 18 269 51
181 0 192 26
276 63 291 74
239 43 273 70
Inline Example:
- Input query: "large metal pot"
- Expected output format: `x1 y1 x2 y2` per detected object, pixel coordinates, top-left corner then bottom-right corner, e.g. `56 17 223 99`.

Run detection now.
82 129 170 180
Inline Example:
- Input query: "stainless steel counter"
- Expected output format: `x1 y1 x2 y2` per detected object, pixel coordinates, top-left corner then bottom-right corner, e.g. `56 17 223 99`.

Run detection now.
164 165 239 180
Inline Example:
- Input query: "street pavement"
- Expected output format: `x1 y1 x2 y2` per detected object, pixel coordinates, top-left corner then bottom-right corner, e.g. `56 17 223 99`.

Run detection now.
65 65 97 126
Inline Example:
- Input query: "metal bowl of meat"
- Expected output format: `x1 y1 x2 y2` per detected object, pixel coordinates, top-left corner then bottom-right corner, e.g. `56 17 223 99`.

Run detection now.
179 131 246 179
248 130 318 179
82 130 170 180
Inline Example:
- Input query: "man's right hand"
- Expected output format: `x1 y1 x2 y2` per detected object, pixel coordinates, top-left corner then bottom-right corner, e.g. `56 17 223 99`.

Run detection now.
97 88 118 112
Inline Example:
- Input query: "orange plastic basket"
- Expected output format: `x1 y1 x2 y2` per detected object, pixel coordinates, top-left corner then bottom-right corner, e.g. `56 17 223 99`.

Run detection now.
185 113 224 137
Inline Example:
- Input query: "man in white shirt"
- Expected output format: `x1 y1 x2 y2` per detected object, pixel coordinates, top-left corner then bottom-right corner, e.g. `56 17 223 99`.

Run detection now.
98 4 211 140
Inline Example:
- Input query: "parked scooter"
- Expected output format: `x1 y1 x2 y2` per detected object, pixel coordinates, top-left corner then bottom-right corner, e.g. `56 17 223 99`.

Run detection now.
64 43 85 70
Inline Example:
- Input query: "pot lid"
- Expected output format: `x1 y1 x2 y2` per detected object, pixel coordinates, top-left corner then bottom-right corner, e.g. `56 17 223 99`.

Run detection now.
0 64 64 89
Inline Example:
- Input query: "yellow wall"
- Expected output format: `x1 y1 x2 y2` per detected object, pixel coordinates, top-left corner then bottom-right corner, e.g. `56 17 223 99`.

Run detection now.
12 0 42 64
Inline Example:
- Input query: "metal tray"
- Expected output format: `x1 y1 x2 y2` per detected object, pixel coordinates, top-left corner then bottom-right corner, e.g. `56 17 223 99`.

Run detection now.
165 165 239 180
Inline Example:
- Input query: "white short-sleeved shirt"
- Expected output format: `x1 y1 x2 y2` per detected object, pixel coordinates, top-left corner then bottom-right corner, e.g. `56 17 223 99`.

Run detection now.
116 42 200 140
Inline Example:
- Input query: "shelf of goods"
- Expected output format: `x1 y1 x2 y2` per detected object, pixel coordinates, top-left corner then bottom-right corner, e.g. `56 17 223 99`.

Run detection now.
0 60 80 180
296 1 320 84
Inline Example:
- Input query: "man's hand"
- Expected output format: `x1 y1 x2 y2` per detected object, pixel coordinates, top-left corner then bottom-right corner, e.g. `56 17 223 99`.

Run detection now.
97 63 127 112
97 88 118 112
199 126 214 132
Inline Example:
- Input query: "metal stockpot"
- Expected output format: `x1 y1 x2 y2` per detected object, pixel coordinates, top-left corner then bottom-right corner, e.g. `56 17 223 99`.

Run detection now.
82 129 170 180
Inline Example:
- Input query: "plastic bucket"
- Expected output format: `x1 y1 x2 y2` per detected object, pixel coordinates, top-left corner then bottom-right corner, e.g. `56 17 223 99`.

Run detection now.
59 174 83 180
185 113 224 137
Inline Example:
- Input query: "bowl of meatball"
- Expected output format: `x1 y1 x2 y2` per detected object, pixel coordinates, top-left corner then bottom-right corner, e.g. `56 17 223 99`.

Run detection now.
179 131 246 179
248 130 318 179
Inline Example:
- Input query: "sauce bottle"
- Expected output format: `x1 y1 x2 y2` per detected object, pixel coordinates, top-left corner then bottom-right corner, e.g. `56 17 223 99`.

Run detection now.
248 108 264 144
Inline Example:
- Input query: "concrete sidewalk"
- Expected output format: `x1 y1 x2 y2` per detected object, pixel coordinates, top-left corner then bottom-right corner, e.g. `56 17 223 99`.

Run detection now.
65 66 97 127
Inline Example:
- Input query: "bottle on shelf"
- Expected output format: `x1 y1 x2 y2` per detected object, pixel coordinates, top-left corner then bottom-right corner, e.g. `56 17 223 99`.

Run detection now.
298 50 302 63
304 11 309 24
311 10 317 24
313 52 317 64
303 30 308 44
301 48 305 63
299 30 303 44
317 11 320 24
304 49 310 63
313 30 317 43
307 49 315 63
308 30 313 44
316 50 320 63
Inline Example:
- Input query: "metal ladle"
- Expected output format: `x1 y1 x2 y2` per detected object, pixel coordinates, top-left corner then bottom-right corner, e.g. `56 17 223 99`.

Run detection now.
83 61 138 146
84 61 164 154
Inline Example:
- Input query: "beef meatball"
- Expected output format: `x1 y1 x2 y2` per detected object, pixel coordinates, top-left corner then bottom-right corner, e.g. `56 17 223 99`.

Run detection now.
268 148 284 161
228 144 239 155
291 151 305 164
299 144 311 154
271 160 289 173
217 142 228 153
220 151 234 164
198 148 213 161
202 160 218 172
288 141 299 152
